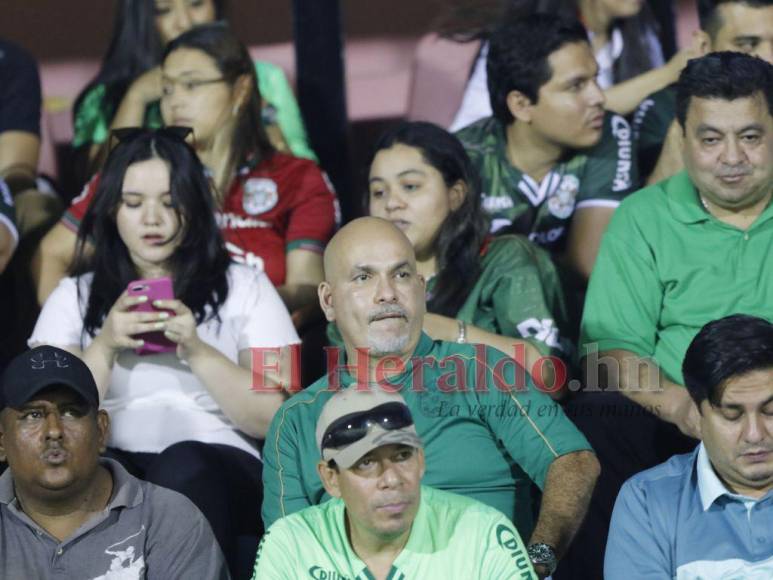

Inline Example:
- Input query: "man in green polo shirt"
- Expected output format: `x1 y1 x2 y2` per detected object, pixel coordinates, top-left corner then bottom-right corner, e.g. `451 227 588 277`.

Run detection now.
253 388 537 580
262 217 599 578
456 14 638 281
635 0 773 181
568 52 773 580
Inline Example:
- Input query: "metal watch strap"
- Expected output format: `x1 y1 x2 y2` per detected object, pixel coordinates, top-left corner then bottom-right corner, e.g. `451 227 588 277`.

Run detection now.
527 543 557 575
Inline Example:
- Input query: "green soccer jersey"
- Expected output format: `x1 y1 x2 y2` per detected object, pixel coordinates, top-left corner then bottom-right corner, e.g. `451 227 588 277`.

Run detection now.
262 333 592 537
456 113 638 252
631 85 676 178
581 170 773 385
0 179 18 248
327 235 571 357
252 486 537 580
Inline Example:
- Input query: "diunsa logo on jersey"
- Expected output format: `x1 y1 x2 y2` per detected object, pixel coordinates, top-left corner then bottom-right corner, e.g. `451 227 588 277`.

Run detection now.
243 178 278 215
547 174 579 219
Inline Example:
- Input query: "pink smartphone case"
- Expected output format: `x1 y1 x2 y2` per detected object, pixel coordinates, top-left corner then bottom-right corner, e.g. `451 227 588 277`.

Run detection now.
126 277 177 355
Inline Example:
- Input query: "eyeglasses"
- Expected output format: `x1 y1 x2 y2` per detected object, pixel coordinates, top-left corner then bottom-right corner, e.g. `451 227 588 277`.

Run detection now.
321 402 414 450
108 126 195 153
161 76 227 97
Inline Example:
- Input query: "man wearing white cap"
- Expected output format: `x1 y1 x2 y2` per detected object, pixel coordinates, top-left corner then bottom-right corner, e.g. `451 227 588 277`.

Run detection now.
252 388 537 580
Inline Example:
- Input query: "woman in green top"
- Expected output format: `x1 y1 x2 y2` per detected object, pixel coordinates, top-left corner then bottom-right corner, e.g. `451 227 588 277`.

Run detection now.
367 121 571 396
72 0 314 184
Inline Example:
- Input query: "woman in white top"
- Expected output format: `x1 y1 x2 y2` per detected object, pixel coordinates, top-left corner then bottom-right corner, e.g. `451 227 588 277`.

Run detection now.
30 127 299 576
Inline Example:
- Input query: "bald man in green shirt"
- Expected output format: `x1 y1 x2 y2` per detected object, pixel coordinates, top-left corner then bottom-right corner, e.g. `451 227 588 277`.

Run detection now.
262 217 599 578
253 388 537 580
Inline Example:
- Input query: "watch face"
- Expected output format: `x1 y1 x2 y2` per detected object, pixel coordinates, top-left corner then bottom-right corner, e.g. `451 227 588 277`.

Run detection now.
528 543 558 573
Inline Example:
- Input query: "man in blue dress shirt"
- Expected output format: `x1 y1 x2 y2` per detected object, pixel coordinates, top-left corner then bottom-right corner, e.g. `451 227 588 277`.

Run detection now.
605 314 773 578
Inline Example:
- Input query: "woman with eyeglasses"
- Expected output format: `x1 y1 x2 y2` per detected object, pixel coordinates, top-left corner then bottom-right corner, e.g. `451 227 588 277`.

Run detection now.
334 121 571 396
30 128 298 576
36 23 336 321
72 0 315 182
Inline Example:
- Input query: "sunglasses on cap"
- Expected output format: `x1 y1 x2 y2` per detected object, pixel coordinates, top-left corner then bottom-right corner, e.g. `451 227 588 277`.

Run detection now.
321 402 414 451
108 126 195 153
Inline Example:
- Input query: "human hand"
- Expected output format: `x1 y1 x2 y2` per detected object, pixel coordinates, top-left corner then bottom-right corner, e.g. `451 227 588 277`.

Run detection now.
152 299 207 360
128 66 163 105
97 291 171 353
669 389 702 440
666 31 710 80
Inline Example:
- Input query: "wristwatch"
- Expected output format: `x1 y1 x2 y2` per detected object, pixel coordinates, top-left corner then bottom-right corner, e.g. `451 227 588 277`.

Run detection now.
527 543 558 576
456 320 467 343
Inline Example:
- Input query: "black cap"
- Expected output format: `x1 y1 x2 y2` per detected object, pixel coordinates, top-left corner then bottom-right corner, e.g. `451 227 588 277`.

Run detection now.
0 346 99 411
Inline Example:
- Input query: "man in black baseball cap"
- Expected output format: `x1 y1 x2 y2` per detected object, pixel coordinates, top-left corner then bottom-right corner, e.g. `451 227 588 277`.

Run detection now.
0 346 229 579
0 344 99 411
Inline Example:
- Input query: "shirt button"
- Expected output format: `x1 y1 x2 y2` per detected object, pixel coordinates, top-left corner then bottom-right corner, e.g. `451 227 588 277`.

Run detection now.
744 233 750 240
56 548 63 555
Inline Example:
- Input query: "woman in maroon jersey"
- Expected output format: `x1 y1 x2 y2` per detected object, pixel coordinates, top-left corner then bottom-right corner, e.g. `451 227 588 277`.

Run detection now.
35 23 336 317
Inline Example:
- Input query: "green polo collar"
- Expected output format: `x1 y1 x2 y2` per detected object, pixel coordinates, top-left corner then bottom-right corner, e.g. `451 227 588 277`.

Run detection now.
667 170 773 229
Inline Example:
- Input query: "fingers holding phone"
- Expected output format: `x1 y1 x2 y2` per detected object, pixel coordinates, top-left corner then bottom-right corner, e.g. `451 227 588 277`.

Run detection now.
97 290 171 352
152 299 205 360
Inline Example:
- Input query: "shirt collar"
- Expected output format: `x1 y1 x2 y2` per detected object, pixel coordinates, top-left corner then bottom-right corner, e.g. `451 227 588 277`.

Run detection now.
0 458 143 510
666 171 713 225
666 170 773 228
696 443 761 511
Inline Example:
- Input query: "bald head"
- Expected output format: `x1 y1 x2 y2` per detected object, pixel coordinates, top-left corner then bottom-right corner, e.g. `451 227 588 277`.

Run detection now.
319 217 425 359
323 217 417 284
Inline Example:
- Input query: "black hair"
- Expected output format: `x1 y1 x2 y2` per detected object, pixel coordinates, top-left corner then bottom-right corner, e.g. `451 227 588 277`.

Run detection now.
536 0 662 84
698 0 773 39
71 0 226 189
487 13 589 125
163 22 274 192
368 122 489 317
72 130 231 340
683 314 773 408
73 0 226 142
675 51 773 127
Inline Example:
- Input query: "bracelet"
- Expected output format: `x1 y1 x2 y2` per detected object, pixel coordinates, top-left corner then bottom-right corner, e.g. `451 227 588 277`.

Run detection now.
456 320 467 344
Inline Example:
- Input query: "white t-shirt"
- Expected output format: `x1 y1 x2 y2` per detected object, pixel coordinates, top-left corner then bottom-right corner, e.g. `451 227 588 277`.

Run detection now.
29 264 300 459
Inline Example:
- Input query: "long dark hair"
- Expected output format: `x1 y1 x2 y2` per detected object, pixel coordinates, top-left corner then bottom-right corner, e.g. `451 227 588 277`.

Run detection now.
163 22 274 189
437 0 660 82
536 0 661 82
73 0 227 135
72 130 231 339
369 122 489 317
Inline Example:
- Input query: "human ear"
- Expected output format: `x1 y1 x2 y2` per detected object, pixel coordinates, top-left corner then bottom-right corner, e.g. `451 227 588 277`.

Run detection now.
96 410 111 454
317 460 342 498
318 282 336 322
506 90 534 124
448 180 467 212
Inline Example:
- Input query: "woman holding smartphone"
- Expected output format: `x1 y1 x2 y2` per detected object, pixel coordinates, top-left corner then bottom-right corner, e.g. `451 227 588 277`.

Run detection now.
30 128 299 576
36 23 335 317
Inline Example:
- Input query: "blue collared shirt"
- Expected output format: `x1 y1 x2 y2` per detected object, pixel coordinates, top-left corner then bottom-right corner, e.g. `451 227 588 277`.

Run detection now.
605 444 773 579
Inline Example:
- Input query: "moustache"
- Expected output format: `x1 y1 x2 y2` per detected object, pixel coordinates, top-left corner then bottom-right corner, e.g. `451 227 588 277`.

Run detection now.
368 305 408 323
